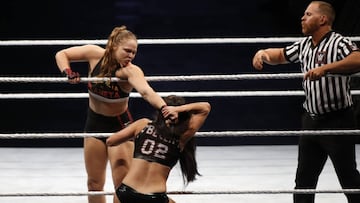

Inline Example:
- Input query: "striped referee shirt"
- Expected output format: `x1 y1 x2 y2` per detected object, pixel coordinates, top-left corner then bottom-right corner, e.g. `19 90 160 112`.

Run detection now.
284 31 359 115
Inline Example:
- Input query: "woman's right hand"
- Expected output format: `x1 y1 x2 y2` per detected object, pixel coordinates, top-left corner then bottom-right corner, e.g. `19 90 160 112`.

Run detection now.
161 106 178 121
62 68 81 84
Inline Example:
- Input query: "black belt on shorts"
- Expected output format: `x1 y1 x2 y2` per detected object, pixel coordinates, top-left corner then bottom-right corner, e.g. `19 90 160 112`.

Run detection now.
308 106 353 120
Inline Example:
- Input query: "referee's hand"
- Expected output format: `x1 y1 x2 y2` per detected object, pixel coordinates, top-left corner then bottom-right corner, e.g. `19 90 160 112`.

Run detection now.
304 67 326 80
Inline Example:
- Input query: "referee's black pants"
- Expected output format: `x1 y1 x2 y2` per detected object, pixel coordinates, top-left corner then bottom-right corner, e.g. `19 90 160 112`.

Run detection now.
294 107 360 203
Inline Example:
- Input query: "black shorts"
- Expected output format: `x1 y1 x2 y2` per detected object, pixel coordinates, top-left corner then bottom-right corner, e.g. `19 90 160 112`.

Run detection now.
84 108 133 142
116 183 169 203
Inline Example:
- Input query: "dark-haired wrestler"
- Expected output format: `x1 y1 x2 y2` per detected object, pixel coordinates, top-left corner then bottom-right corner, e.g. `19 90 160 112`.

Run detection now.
107 95 211 203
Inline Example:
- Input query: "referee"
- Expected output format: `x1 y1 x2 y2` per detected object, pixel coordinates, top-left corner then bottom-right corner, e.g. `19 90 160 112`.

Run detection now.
252 1 360 203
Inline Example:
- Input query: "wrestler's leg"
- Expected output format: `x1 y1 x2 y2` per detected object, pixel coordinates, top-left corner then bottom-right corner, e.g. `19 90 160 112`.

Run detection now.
168 197 176 203
108 141 134 203
84 137 108 203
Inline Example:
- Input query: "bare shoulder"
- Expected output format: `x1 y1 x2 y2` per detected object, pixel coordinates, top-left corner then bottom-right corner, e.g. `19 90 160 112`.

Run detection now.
60 44 105 63
125 63 143 72
66 44 104 53
81 44 105 57
77 45 105 66
131 118 151 129
117 63 144 78
132 118 151 134
136 118 151 125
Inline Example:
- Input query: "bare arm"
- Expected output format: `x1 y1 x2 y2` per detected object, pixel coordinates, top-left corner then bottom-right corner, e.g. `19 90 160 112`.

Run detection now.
304 51 360 80
106 118 149 146
252 48 288 70
165 102 211 139
120 63 167 110
55 44 104 72
55 44 105 83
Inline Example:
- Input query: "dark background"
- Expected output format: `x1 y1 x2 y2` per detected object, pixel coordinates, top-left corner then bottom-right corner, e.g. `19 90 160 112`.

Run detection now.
1 0 360 147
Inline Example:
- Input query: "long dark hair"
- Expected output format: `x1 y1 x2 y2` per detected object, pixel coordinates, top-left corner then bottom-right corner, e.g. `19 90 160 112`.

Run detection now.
153 95 200 184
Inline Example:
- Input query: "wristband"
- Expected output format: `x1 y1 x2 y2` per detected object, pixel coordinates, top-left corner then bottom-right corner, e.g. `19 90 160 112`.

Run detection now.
61 68 71 76
62 68 80 80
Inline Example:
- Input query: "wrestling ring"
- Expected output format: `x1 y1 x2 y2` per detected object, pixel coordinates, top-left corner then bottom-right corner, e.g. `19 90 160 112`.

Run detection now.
1 37 360 203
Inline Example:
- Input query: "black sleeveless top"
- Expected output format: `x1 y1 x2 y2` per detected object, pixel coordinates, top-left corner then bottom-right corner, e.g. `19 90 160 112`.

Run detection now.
88 59 130 102
134 122 181 168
